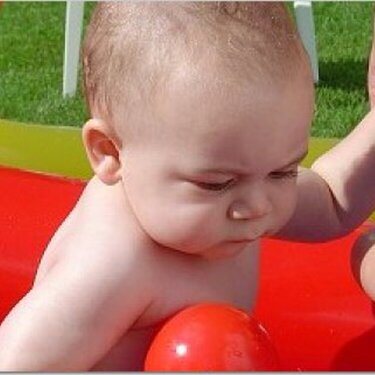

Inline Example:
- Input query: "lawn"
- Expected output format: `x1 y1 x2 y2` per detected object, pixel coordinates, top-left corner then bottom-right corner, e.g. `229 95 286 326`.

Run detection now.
0 2 373 138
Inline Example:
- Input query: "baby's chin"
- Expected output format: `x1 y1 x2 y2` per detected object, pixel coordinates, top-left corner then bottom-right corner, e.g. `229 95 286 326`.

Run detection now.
197 240 255 261
158 238 256 260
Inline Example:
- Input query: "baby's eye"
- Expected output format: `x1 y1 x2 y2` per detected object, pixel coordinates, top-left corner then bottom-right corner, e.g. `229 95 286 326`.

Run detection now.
269 169 298 180
195 179 234 192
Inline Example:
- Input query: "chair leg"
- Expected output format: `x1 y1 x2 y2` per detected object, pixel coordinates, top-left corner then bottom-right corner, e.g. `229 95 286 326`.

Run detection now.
294 0 319 83
63 1 84 98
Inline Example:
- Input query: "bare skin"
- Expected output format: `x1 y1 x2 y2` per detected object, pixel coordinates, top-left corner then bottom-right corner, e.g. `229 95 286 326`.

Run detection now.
279 108 375 242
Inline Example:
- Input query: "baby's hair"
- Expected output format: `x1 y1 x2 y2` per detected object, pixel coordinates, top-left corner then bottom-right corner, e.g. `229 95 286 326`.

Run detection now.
83 2 309 129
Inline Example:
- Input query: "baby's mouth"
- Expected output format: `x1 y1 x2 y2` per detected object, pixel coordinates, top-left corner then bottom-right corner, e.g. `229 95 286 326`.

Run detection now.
230 239 253 243
230 229 266 243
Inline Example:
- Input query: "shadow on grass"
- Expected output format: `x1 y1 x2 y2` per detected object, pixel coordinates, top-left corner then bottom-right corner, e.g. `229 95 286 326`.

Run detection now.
318 59 368 91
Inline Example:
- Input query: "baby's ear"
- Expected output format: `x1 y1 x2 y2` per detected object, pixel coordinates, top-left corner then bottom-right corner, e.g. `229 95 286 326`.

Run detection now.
82 118 122 185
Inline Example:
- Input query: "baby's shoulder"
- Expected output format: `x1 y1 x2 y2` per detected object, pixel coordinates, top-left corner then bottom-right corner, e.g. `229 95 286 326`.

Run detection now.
68 177 147 244
36 177 154 282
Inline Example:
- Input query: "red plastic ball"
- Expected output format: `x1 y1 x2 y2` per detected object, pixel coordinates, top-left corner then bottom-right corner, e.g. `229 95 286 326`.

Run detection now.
144 303 279 371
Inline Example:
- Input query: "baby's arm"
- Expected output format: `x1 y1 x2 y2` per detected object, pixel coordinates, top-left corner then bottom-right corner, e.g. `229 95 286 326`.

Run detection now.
278 108 375 241
0 246 152 371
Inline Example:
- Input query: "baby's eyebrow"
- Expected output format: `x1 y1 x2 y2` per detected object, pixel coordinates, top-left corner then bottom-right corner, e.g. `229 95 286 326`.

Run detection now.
192 167 243 176
191 150 309 176
279 149 309 169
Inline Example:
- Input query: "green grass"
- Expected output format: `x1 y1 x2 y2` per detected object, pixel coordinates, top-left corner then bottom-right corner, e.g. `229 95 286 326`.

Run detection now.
0 2 95 128
312 2 373 138
0 2 373 137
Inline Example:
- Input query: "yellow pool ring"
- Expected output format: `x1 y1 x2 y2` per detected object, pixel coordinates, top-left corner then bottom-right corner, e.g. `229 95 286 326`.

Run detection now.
0 118 339 179
2 118 373 221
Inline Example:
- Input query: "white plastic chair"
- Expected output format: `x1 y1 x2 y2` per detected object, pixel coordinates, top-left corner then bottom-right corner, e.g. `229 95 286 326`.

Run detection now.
62 1 319 97
294 0 319 83
63 0 84 98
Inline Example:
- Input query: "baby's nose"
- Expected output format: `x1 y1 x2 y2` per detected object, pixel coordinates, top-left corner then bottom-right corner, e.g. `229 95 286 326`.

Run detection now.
228 198 272 221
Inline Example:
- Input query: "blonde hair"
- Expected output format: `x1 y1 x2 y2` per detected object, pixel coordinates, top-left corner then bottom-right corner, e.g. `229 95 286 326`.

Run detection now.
83 2 309 128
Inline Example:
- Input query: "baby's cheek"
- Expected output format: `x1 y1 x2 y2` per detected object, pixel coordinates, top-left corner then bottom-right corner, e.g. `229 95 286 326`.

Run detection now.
155 205 219 250
275 188 297 228
265 184 295 232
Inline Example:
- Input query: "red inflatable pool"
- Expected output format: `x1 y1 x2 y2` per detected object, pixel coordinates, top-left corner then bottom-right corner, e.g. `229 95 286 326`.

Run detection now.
1 166 374 371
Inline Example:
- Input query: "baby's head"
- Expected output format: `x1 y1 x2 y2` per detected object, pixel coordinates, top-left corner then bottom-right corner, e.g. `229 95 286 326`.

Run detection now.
82 2 314 259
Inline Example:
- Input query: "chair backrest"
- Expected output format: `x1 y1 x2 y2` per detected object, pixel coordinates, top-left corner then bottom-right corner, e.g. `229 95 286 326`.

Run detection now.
63 0 84 97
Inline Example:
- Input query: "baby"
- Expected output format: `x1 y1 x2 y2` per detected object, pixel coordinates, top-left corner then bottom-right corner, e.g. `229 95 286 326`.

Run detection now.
0 2 314 371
